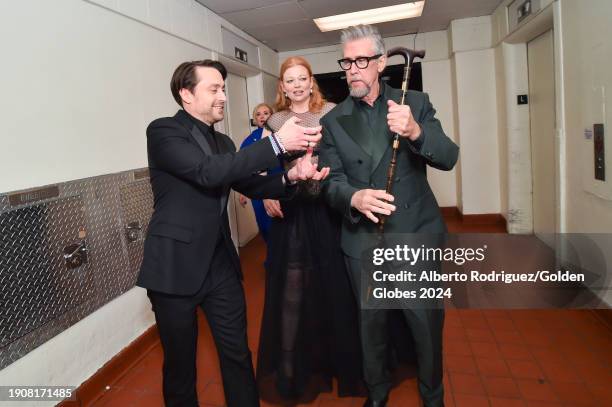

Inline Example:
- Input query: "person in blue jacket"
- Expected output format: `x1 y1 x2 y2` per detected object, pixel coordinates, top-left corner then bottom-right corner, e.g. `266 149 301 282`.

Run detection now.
238 103 280 243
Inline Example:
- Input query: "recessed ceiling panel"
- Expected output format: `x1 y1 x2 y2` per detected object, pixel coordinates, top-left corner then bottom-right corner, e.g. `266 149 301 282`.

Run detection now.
222 2 309 30
247 19 322 41
265 32 329 51
298 0 408 18
197 0 505 51
196 0 287 14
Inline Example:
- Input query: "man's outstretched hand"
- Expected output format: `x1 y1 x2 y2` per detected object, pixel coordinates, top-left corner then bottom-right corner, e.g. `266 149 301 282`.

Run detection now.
286 148 330 182
276 116 322 151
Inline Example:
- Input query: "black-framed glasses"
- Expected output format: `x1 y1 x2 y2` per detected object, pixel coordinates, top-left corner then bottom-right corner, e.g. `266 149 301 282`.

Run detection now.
337 54 382 70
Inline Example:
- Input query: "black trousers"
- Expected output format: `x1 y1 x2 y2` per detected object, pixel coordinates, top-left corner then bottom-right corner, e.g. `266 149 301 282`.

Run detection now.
147 239 258 407
345 256 445 406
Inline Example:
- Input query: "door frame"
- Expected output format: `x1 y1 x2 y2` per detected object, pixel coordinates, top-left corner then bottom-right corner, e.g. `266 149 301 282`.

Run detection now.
213 52 275 250
503 2 566 235
527 28 557 236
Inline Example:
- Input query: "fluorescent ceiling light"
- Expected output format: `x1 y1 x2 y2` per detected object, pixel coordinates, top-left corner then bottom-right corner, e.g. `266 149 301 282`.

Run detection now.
313 2 425 32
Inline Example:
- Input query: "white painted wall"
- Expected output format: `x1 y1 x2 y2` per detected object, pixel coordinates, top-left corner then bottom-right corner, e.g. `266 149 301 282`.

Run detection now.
0 0 278 400
491 2 509 45
279 43 342 75
262 72 279 107
558 0 612 232
423 59 458 207
385 30 450 62
453 48 501 215
259 45 280 77
449 15 494 53
0 0 206 192
246 74 265 122
447 16 502 215
0 0 278 193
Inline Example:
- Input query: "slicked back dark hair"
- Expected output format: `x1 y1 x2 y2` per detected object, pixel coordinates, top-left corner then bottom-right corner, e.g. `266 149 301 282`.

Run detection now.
170 60 227 107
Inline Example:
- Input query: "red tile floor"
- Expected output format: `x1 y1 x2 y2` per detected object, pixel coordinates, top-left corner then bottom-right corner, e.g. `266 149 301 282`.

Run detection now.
91 219 612 406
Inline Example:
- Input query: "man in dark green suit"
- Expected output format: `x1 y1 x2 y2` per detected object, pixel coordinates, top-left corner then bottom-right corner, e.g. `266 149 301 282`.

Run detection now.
319 25 459 407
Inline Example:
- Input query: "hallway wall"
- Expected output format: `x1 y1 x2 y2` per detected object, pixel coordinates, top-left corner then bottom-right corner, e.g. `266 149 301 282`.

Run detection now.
558 0 612 306
558 0 612 233
491 0 612 305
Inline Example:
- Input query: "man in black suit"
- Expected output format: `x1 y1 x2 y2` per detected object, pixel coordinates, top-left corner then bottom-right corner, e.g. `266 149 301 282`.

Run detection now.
137 60 328 407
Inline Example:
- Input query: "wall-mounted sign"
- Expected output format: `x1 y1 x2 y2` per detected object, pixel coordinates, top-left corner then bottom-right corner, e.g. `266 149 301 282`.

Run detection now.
9 185 60 207
517 0 532 23
234 47 248 63
133 168 150 180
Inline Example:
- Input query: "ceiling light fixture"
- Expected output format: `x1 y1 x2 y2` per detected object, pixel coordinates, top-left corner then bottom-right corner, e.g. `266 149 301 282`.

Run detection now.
313 1 425 32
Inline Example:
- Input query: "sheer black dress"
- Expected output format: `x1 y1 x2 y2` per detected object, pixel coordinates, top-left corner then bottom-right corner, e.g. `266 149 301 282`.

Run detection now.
256 104 366 404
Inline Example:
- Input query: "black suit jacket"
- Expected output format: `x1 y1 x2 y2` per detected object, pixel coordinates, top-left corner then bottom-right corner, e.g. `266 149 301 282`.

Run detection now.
137 110 287 295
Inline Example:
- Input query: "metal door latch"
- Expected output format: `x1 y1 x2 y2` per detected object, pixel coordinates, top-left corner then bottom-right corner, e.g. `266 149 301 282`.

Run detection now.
125 221 142 242
63 241 88 269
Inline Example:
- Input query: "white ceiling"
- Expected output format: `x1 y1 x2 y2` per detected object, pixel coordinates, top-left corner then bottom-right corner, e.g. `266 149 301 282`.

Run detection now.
196 0 505 51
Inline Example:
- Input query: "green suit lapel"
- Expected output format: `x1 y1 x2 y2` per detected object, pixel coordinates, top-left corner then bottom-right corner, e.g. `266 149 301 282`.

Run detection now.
336 98 375 158
370 84 402 175
370 120 391 176
335 84 404 174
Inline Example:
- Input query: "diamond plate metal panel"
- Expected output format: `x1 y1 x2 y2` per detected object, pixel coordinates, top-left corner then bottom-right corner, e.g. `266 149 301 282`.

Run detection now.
0 195 90 348
119 179 154 284
0 169 153 369
82 174 130 303
0 195 9 212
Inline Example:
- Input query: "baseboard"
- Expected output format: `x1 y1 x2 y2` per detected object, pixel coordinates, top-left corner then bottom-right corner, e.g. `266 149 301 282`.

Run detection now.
58 325 159 406
460 213 506 226
440 206 461 218
441 207 507 232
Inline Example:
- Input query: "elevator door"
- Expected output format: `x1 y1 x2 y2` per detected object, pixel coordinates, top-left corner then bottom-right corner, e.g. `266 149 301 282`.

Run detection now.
528 30 556 235
225 73 258 247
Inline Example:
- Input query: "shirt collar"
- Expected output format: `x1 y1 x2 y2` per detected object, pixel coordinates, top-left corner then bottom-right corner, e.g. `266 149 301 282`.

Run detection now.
355 79 386 107
184 110 215 136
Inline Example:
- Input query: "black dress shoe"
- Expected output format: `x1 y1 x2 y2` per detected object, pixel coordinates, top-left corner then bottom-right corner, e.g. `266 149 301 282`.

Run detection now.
363 396 388 407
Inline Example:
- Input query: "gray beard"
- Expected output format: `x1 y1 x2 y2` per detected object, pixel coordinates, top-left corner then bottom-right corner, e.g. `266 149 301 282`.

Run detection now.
349 83 370 98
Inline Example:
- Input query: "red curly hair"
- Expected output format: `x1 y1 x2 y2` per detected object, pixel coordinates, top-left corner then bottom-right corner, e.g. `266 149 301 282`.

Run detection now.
275 56 326 113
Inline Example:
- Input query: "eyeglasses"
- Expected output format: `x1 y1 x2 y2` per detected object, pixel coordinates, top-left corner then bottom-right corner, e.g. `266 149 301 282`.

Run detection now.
337 54 382 71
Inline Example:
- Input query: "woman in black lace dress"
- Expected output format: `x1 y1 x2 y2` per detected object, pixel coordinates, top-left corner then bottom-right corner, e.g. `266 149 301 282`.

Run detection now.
256 56 365 404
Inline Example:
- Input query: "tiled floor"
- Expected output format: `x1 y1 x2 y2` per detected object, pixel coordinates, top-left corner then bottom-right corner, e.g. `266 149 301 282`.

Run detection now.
91 218 612 406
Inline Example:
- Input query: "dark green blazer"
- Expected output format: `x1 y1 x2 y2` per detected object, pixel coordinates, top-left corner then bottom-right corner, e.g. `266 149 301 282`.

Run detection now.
319 84 459 259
